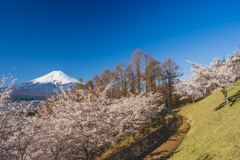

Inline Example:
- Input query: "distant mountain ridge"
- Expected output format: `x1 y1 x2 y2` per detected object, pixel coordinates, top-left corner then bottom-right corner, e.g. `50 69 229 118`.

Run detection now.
11 71 78 100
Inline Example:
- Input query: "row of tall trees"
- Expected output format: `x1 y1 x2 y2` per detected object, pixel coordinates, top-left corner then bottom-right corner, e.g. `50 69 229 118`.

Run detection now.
77 49 182 110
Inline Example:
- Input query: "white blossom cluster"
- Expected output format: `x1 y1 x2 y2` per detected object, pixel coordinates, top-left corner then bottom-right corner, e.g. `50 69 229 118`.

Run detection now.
0 80 164 160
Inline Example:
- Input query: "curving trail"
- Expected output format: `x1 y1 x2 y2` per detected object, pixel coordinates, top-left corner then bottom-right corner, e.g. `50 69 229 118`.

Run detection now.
144 114 190 160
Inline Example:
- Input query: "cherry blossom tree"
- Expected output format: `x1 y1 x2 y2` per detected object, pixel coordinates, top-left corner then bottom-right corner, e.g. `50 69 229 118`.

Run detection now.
187 54 240 107
108 92 163 141
174 74 208 103
19 83 164 160
0 76 34 160
0 73 164 160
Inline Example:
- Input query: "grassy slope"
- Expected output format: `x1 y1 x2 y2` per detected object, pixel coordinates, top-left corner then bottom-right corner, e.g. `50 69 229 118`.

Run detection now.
170 82 240 160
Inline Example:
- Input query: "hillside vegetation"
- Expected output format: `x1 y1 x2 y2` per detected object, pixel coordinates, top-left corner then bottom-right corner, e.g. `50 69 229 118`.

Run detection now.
170 81 240 160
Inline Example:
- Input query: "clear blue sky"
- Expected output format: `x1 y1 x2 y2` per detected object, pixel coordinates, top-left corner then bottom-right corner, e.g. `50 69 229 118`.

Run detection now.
1 0 240 83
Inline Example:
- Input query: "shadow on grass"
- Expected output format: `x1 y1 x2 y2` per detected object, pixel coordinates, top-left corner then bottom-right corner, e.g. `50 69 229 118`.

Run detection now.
131 134 172 160
214 90 240 111
214 102 226 111
229 90 240 106
132 116 183 160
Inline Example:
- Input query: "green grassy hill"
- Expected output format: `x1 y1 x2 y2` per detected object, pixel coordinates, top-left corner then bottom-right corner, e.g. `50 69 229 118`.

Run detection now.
170 81 240 160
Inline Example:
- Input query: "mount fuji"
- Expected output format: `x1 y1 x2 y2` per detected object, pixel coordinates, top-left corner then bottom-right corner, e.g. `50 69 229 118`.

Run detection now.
11 71 79 100
29 71 78 85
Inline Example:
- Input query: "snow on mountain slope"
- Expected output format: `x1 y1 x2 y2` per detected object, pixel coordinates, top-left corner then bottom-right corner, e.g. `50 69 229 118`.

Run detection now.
29 71 78 85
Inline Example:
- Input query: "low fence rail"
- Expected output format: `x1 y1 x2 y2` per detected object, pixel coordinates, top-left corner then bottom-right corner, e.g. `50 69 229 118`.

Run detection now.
104 115 177 160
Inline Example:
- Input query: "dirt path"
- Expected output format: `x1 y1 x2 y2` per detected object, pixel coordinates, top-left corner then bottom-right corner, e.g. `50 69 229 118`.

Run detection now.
144 114 190 160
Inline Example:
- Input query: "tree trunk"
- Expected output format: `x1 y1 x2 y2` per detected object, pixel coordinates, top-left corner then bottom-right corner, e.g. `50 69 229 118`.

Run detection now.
191 94 195 103
133 133 137 142
168 79 172 111
221 87 230 107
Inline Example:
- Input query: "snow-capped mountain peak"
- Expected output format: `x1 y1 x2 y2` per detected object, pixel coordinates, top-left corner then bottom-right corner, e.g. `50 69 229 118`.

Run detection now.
29 71 78 85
